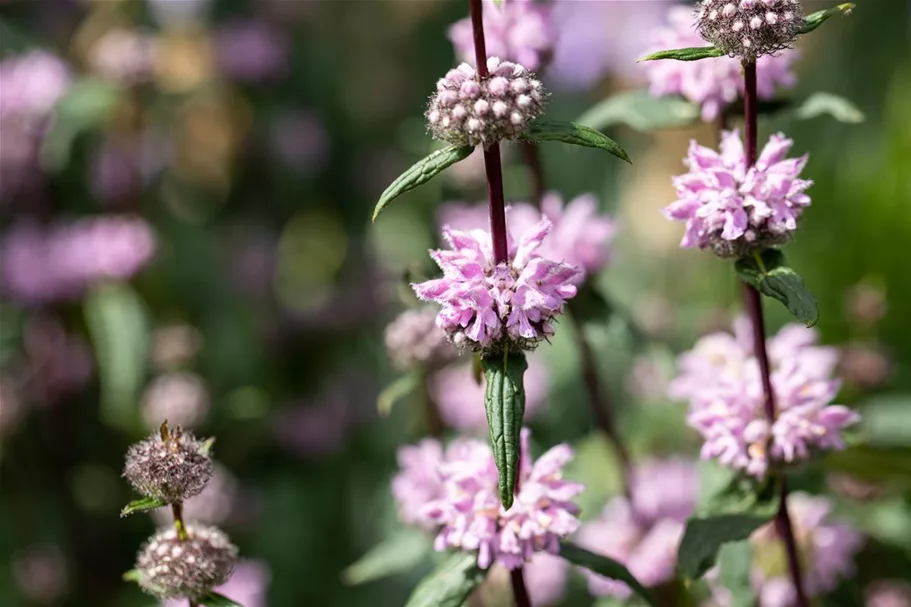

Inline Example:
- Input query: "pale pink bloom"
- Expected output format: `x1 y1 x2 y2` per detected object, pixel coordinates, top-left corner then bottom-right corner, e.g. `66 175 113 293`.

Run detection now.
449 0 555 72
670 318 859 478
644 6 797 121
663 129 812 257
391 438 445 528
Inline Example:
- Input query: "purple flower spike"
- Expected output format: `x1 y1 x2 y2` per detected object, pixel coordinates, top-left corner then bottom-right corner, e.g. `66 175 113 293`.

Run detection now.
414 429 583 571
644 6 797 122
412 219 581 353
449 0 556 72
670 318 859 479
663 129 812 257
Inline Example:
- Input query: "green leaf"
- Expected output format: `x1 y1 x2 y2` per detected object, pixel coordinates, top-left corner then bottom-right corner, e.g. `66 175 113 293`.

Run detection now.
577 89 699 132
734 248 819 327
639 46 725 62
122 569 142 583
791 92 865 123
481 350 528 510
373 145 474 221
120 496 168 518
520 120 630 163
197 591 244 607
718 542 754 607
343 528 433 585
404 552 487 607
678 513 773 580
825 445 911 488
559 541 658 607
859 395 911 447
41 78 122 172
377 372 420 417
84 282 149 432
799 3 855 35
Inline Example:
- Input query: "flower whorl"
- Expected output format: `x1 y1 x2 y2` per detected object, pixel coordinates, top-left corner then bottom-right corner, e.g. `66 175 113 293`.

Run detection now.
135 524 238 599
426 57 545 148
123 425 214 503
696 0 803 61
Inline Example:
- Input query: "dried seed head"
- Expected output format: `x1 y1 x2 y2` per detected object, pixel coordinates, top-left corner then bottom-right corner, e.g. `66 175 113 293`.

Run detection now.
696 0 803 61
135 524 238 599
123 424 214 503
426 57 546 147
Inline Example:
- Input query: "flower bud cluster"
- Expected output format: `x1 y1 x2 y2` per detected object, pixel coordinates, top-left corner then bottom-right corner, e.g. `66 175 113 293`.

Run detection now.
124 425 214 503
426 57 545 148
696 0 803 61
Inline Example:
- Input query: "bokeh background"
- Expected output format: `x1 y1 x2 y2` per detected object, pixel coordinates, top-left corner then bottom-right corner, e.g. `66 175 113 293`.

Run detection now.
1 0 910 606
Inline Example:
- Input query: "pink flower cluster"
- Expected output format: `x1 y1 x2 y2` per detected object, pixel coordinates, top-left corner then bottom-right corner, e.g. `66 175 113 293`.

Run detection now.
449 0 556 72
1 216 157 304
412 219 581 353
663 130 812 257
709 493 862 607
392 430 583 571
670 319 859 478
438 191 615 283
644 6 797 121
576 459 698 598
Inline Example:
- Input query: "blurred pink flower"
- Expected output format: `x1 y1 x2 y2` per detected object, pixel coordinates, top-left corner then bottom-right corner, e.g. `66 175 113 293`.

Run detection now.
268 110 328 174
428 354 549 432
644 5 797 121
385 307 457 371
576 458 697 598
866 581 911 607
152 462 239 527
216 19 289 83
1 216 156 303
664 130 812 257
19 314 93 406
392 438 445 528
671 318 858 478
89 28 157 84
141 372 210 430
449 0 555 72
418 429 583 570
163 560 270 607
12 544 69 604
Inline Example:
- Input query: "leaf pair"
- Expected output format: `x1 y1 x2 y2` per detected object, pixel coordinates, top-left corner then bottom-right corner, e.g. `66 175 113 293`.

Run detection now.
372 121 629 221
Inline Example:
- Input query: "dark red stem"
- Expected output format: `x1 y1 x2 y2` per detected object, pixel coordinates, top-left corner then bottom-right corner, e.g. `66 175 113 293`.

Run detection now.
510 567 533 607
741 60 809 607
469 0 489 77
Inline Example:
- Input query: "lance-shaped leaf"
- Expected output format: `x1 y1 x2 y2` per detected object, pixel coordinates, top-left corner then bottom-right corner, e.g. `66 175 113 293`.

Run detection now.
404 552 487 607
791 92 865 123
120 496 169 518
198 591 244 607
343 528 433 585
373 145 474 221
677 477 777 580
799 3 855 35
639 46 725 62
377 371 420 417
559 542 658 607
578 89 700 133
734 248 819 327
520 120 630 163
481 351 528 510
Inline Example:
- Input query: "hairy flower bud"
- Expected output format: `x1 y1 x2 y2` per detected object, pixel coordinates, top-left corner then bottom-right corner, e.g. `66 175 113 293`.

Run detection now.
123 425 214 503
135 524 238 599
696 0 803 61
384 307 457 371
426 57 545 147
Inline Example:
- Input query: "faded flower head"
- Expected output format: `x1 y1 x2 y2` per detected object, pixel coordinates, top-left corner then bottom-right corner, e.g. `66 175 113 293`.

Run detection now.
745 493 862 607
670 318 860 478
429 354 549 432
135 524 238 600
663 129 812 257
417 429 583 570
413 219 580 353
577 458 697 598
449 0 556 72
426 57 545 148
123 425 214 503
696 0 803 61
645 5 797 121
384 307 457 371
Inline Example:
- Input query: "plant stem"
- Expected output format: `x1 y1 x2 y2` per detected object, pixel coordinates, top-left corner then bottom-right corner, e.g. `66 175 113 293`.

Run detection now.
741 60 809 607
172 502 196 607
520 142 544 207
510 567 533 607
568 309 632 500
